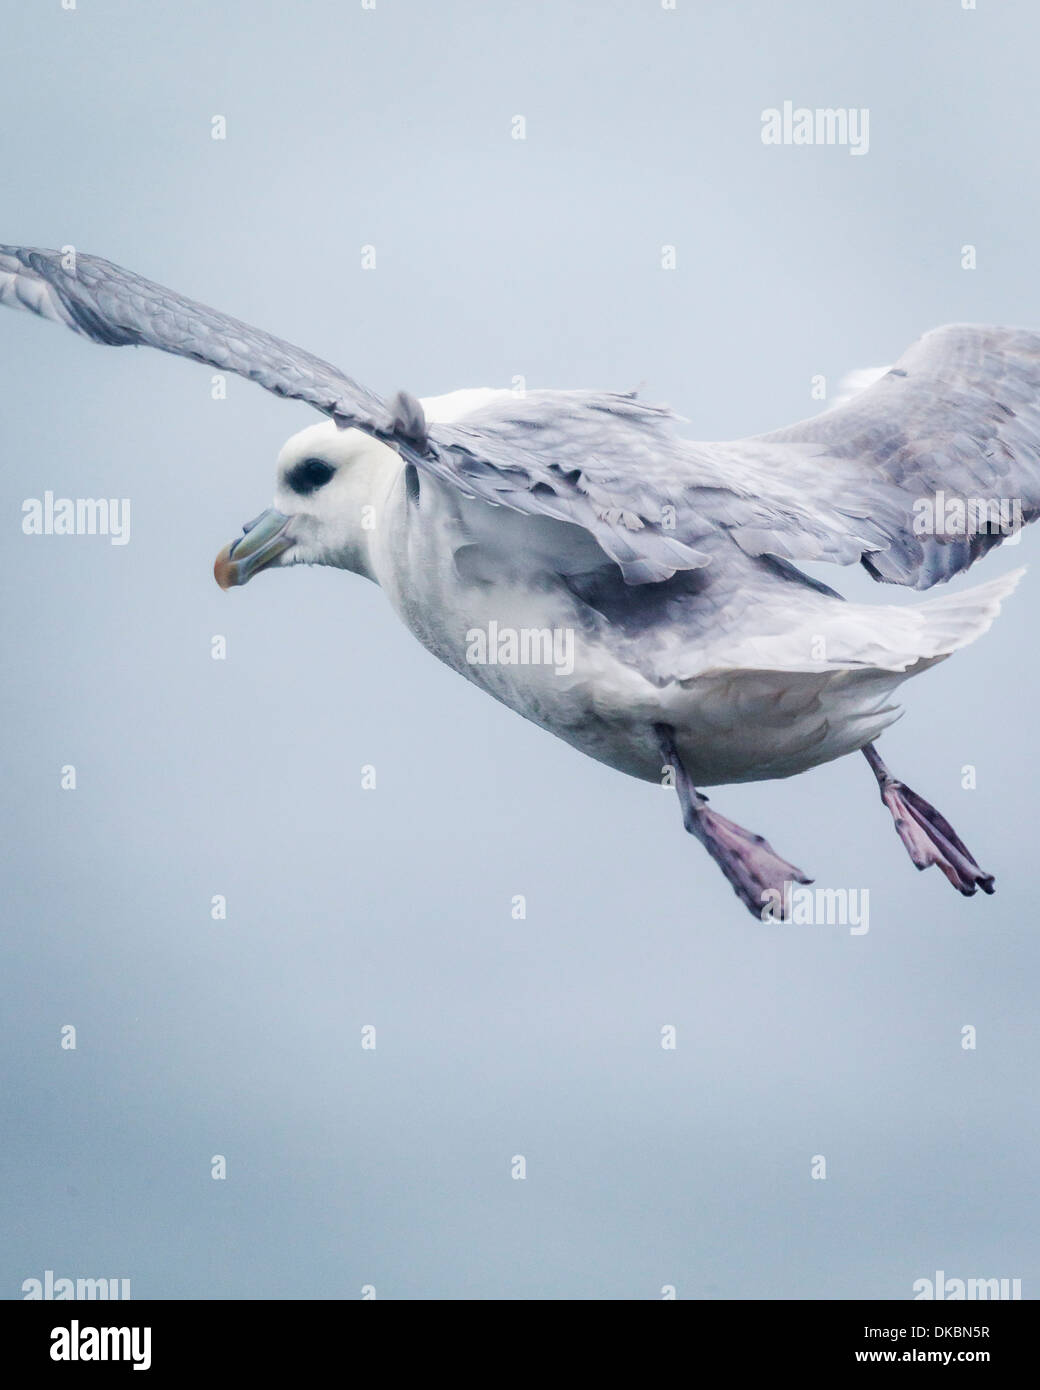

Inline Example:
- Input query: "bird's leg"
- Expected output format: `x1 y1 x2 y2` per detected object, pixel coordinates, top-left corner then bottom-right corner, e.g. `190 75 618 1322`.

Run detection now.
861 743 994 895
655 724 812 920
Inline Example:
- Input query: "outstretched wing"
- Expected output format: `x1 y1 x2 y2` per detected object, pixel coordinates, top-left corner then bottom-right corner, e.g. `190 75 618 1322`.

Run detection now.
740 325 1040 587
0 244 395 432
421 325 1040 590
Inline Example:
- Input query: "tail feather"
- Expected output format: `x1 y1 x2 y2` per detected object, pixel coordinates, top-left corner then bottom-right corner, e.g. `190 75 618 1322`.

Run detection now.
797 565 1024 674
907 565 1024 660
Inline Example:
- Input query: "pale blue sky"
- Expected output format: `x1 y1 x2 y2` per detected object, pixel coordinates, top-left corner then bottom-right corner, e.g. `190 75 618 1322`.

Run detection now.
1 0 1038 1299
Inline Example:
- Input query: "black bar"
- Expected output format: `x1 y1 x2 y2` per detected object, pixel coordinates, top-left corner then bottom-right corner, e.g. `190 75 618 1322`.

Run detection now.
3 1298 1032 1377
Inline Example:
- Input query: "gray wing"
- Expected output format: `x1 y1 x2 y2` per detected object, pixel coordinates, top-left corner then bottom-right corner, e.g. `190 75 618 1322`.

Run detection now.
740 324 1040 587
0 244 397 433
427 324 1040 590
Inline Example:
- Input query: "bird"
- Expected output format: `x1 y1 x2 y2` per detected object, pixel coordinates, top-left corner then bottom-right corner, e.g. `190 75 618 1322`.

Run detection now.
2 243 1035 919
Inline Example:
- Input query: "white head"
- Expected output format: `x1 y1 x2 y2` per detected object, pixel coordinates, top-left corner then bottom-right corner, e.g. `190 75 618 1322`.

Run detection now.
214 420 400 588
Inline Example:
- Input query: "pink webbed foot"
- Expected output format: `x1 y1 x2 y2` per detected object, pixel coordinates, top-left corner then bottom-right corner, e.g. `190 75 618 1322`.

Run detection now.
655 724 812 919
864 744 994 896
693 804 814 918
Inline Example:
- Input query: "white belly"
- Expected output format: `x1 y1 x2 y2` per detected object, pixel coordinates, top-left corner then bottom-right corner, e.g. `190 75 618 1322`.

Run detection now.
367 472 907 787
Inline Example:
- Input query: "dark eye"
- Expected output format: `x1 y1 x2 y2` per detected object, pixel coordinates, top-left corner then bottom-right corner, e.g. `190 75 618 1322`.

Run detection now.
286 457 336 495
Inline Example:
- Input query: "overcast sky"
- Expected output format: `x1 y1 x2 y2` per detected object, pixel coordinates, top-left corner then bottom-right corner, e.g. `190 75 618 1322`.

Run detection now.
2 0 1038 1299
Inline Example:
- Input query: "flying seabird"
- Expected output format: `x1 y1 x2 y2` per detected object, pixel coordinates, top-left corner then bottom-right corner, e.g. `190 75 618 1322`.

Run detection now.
2 244 1036 918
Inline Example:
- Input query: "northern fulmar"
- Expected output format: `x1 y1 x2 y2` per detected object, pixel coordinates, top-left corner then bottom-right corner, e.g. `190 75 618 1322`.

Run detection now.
3 245 1034 918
